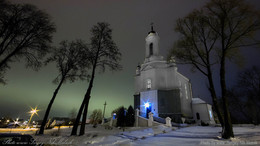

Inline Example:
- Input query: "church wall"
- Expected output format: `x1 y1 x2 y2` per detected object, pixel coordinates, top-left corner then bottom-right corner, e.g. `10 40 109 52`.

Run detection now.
134 94 140 110
153 68 166 90
137 65 181 92
165 67 181 89
134 75 141 94
157 89 181 114
178 75 193 118
139 68 156 91
140 90 159 117
135 63 185 94
135 66 193 119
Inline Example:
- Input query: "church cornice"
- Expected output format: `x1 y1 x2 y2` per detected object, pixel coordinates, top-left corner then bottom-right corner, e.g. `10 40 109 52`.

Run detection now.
176 72 190 82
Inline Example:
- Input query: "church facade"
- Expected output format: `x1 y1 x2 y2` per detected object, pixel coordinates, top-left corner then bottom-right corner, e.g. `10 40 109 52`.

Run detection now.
134 26 215 124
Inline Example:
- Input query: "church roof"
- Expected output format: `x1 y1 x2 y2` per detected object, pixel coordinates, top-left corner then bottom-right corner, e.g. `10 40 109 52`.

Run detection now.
192 98 206 104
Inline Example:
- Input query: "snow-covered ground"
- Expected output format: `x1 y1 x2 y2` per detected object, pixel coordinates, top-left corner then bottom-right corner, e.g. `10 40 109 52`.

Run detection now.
130 126 260 146
4 124 259 145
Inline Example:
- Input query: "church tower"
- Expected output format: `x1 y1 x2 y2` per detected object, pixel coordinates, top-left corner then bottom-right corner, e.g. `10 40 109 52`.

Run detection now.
144 25 164 63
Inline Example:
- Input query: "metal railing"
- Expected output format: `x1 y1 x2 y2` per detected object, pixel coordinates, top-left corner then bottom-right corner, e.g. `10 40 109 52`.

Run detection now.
153 116 166 124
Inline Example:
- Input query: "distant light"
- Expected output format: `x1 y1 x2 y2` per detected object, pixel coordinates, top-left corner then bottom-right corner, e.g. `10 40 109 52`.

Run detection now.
14 118 19 125
144 102 150 108
27 106 39 128
29 107 39 116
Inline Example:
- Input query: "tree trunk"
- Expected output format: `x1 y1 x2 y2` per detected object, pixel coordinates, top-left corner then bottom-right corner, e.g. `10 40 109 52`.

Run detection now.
71 95 86 135
39 77 65 134
219 16 234 138
71 64 97 136
79 95 91 135
207 68 224 127
220 52 234 139
79 61 97 135
71 31 102 136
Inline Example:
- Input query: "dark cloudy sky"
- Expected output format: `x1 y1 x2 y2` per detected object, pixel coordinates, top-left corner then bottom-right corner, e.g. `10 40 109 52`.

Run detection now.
0 0 259 120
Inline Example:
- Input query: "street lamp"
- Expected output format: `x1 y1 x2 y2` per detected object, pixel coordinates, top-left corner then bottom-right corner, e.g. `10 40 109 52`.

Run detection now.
27 107 39 128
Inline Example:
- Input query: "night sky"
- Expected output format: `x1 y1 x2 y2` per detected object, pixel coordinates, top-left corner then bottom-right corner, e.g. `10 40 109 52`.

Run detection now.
0 0 260 120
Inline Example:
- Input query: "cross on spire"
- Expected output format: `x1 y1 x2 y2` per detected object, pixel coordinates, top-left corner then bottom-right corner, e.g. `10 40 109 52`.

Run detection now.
148 22 156 34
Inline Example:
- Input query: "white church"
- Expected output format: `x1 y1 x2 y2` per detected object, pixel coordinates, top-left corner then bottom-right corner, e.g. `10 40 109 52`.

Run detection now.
134 26 215 124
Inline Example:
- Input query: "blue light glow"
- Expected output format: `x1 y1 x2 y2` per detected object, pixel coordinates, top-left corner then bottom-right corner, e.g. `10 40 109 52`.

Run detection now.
144 102 150 108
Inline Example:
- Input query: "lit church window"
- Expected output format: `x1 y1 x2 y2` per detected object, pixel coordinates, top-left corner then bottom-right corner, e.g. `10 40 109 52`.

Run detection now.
185 84 188 99
147 79 151 89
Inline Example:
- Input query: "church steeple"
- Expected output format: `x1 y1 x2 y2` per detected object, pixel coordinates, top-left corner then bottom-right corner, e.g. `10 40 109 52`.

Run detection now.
145 23 160 60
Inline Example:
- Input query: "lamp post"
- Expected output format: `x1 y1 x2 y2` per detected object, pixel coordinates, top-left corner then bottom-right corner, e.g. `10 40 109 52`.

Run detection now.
27 107 39 128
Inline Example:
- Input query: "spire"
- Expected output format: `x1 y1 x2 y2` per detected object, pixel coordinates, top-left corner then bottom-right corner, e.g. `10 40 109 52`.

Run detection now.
148 22 156 34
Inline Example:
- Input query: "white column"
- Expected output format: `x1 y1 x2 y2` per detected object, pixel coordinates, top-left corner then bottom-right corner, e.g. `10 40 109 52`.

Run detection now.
135 109 139 127
148 112 154 127
110 114 115 127
165 117 172 127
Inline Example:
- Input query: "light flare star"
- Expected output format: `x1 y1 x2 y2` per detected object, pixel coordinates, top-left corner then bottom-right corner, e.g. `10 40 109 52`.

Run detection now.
27 106 39 128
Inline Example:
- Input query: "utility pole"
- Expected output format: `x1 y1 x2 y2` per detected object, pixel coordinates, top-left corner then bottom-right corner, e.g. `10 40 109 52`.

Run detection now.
102 101 107 125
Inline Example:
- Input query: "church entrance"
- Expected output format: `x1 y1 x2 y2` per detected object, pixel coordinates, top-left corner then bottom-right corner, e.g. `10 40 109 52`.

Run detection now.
146 106 151 118
196 112 200 120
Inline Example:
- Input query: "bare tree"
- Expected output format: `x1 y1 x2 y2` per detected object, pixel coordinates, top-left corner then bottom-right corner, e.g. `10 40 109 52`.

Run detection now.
71 22 122 136
39 40 90 134
228 66 260 124
169 0 260 139
170 9 224 129
0 0 56 84
89 109 102 127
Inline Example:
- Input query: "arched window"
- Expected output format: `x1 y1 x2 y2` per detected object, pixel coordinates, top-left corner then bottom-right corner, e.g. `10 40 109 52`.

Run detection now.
149 43 153 56
147 79 151 89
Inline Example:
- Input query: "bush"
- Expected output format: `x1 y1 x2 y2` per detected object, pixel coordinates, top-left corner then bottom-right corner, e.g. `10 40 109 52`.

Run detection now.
126 106 135 126
113 105 135 127
116 107 126 127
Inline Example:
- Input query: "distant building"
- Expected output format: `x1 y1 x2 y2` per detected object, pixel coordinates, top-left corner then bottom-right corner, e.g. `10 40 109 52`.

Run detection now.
134 26 215 124
192 98 215 124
